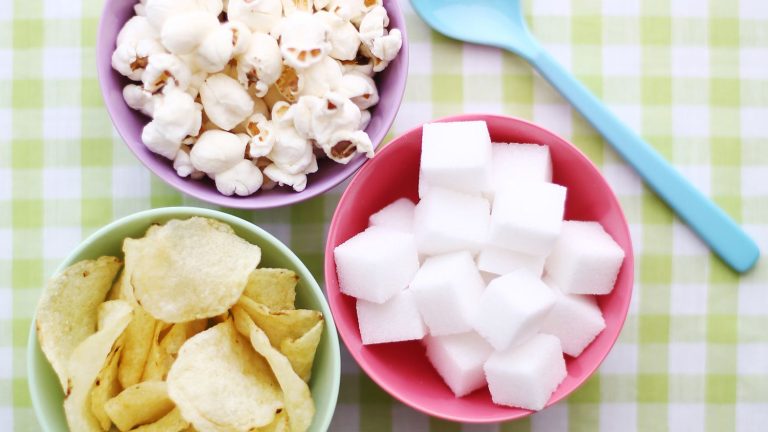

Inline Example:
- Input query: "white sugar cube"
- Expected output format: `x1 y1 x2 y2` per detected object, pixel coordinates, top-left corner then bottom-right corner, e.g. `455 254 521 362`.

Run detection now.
357 290 426 345
334 226 420 303
489 182 566 256
425 332 493 397
413 187 490 255
368 198 416 233
540 279 606 357
545 221 625 295
487 143 552 199
473 270 556 350
484 334 567 411
420 121 492 195
410 251 485 336
476 245 546 277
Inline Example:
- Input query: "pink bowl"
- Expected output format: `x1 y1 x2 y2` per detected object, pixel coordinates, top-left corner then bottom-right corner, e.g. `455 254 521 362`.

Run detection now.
324 114 634 423
96 0 408 209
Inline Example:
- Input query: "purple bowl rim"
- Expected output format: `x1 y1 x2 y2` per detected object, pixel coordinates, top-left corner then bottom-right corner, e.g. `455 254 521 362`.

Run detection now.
324 113 635 423
96 0 409 210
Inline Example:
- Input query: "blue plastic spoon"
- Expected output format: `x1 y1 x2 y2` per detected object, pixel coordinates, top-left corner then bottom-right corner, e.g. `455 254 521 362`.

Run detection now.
411 0 760 273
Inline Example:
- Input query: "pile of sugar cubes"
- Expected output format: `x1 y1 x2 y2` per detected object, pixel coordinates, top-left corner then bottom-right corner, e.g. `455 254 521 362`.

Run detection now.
334 121 626 411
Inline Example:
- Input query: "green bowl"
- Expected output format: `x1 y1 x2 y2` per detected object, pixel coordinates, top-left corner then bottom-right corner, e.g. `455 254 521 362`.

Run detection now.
27 207 341 432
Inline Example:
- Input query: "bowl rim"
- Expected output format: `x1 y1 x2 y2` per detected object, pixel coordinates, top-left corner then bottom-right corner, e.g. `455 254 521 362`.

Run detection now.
27 206 341 431
324 113 635 423
95 0 409 210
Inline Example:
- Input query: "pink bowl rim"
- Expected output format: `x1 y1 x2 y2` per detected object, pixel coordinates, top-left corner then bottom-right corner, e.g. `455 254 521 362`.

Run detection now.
95 0 409 210
324 113 635 423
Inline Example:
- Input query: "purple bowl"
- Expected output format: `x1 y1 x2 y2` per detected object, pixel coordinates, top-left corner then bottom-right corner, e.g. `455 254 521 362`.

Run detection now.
97 0 409 209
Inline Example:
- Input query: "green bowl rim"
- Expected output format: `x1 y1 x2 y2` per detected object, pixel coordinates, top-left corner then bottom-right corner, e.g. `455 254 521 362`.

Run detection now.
26 206 341 432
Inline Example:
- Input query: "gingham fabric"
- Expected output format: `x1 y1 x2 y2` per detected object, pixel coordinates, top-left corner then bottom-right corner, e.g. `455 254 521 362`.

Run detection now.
2 0 767 430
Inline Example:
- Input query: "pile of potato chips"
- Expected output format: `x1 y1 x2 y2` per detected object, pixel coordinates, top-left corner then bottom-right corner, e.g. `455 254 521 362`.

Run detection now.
35 217 323 432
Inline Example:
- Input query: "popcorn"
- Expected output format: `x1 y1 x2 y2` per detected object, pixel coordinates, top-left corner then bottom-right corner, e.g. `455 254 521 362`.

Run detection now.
112 39 165 81
190 130 248 175
360 109 371 129
358 5 388 47
322 129 374 163
215 159 265 196
122 84 157 117
173 146 206 179
196 25 238 73
359 6 401 67
224 21 252 56
151 87 203 144
338 71 379 110
114 0 401 196
134 0 148 16
142 53 193 92
116 16 157 46
281 0 313 15
372 28 401 62
341 55 374 76
275 12 331 69
227 0 283 34
274 66 302 103
236 32 283 97
315 11 361 61
243 113 275 158
144 0 223 30
141 121 181 160
292 92 361 144
199 73 255 130
185 71 208 99
263 159 318 192
298 56 343 97
327 0 380 24
268 122 316 174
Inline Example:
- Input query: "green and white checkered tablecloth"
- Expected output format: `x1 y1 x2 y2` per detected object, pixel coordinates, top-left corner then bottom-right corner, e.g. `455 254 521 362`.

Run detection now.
2 0 767 430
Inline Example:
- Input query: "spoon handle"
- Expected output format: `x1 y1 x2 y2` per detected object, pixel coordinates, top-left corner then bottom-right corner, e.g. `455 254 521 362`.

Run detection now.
528 49 759 273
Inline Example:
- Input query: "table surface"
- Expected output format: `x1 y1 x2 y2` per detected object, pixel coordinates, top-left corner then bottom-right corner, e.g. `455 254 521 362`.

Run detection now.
2 0 767 430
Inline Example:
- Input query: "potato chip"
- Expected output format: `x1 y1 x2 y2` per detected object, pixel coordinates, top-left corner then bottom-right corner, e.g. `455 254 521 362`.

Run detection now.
90 342 123 430
256 410 289 432
63 300 133 432
280 321 323 382
118 306 157 388
104 381 175 431
243 268 298 311
106 270 125 301
167 321 283 432
140 321 171 382
233 307 315 432
36 256 122 390
128 217 261 322
143 320 206 382
237 296 322 348
131 408 190 432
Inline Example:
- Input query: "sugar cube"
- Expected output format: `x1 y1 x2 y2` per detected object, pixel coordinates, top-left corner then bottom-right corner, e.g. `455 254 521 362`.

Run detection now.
488 143 552 198
473 270 556 350
476 245 546 277
489 182 566 256
357 290 426 345
410 251 485 336
413 187 490 255
368 198 416 233
334 226 420 303
484 334 567 410
540 279 606 356
425 332 493 397
420 121 492 195
544 221 625 295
